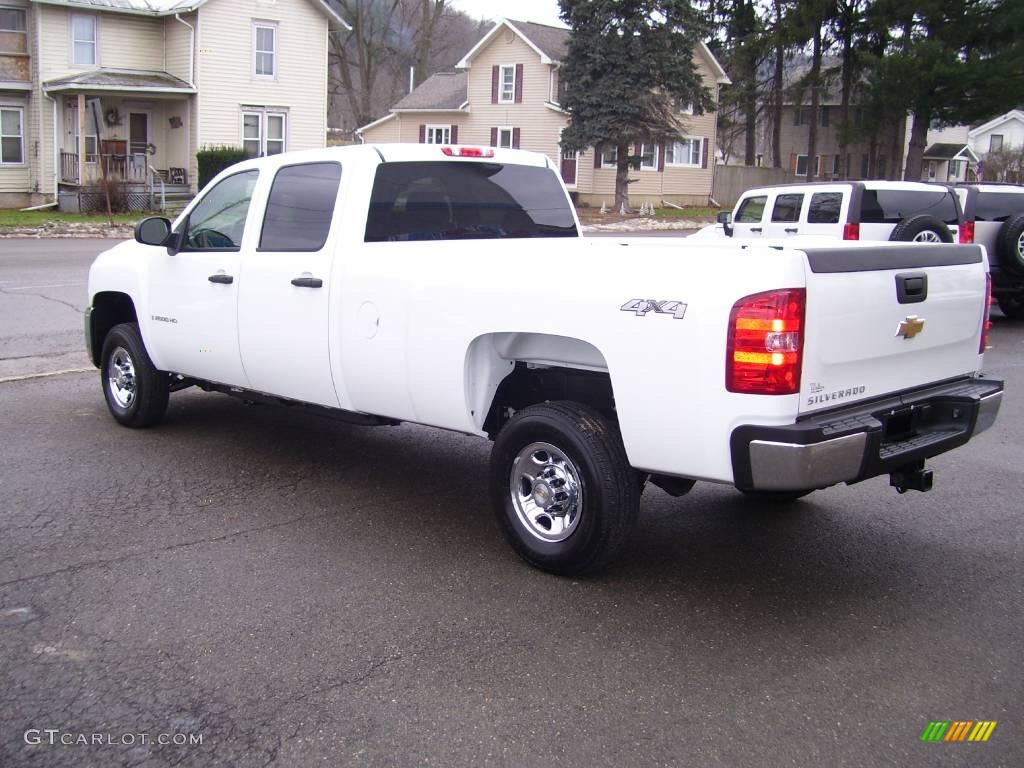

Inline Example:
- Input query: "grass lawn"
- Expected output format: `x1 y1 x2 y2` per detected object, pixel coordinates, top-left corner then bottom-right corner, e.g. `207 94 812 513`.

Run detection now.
0 210 142 229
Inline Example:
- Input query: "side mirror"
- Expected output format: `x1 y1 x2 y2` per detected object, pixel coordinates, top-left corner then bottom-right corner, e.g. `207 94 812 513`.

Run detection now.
717 210 734 237
135 217 171 246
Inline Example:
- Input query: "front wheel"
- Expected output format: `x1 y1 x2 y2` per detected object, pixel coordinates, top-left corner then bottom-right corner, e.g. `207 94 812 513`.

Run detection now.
489 402 640 576
100 322 169 428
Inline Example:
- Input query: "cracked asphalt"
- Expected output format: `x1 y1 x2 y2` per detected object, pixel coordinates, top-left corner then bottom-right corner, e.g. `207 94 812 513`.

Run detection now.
1 240 1022 767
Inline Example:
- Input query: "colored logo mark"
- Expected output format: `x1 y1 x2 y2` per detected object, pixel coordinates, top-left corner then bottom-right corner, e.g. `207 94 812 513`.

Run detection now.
921 721 997 742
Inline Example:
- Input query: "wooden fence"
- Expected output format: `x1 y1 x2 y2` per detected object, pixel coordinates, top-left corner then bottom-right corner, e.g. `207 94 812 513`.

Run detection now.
712 165 797 207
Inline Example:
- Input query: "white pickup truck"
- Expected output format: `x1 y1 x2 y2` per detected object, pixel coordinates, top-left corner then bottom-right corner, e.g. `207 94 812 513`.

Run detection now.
85 144 1003 575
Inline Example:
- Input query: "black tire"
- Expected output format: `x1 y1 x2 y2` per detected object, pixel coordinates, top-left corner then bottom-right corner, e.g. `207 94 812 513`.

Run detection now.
996 214 1024 275
489 401 640 576
997 294 1024 320
738 489 814 503
100 322 169 428
889 214 953 243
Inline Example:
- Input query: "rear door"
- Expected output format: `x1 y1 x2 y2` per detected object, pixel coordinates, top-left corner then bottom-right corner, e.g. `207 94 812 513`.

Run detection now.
801 189 848 238
732 193 768 237
798 243 987 415
237 161 343 408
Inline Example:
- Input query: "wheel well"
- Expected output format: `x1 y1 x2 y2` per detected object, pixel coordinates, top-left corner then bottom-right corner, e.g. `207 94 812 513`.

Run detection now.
483 362 616 438
89 292 137 367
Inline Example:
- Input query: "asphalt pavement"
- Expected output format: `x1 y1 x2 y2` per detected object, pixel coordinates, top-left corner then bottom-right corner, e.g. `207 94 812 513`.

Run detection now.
0 239 1021 767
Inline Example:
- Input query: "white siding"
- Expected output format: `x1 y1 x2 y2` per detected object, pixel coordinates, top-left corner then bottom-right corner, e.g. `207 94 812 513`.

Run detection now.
195 0 328 154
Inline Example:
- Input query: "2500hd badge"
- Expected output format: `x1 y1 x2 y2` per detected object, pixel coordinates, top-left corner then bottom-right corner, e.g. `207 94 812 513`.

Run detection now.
807 385 867 407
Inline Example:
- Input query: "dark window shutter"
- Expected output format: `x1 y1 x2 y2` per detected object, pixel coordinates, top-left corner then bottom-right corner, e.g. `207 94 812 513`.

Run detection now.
634 142 642 156
490 127 498 147
491 66 499 104
701 138 709 168
418 125 426 144
514 64 524 103
512 127 521 149
594 144 602 169
450 125 458 144
658 142 666 172
821 107 830 127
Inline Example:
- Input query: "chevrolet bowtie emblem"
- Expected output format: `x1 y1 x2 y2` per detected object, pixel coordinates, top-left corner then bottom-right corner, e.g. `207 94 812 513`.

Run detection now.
896 315 926 339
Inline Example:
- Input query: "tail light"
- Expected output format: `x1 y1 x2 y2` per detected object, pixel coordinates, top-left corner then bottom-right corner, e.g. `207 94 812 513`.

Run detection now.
441 146 494 158
980 273 992 353
726 288 806 395
960 220 975 244
843 222 860 240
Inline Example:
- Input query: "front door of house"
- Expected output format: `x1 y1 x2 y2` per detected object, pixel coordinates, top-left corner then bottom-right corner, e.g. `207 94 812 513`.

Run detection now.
129 113 148 155
561 149 578 187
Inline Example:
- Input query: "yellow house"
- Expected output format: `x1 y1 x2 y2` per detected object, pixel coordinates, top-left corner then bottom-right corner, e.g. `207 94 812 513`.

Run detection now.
356 18 731 207
0 0 347 211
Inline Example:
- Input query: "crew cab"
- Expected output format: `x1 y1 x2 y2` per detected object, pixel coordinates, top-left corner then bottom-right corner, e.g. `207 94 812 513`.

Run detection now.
700 181 965 244
85 145 1003 575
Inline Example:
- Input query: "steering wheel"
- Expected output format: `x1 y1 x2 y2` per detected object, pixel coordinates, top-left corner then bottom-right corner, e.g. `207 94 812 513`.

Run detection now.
189 228 234 249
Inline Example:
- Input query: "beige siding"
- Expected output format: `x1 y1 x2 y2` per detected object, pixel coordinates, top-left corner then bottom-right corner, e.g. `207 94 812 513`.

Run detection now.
195 0 328 154
37 7 163 80
360 113 469 144
164 12 194 84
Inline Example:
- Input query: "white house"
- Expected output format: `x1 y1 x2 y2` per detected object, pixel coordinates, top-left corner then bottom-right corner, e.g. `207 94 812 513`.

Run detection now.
0 0 347 210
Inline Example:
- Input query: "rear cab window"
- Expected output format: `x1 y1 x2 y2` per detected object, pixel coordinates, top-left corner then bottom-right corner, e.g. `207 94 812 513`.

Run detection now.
735 195 767 223
364 161 578 242
259 162 342 252
860 188 960 225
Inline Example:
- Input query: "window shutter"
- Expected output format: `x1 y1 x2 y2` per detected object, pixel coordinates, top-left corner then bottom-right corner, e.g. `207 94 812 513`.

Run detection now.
594 144 602 169
512 127 521 149
514 64 524 103
658 142 666 172
490 127 498 147
491 66 499 104
821 107 830 128
450 125 458 144
789 153 797 172
634 142 642 156
418 124 426 144
701 138 709 169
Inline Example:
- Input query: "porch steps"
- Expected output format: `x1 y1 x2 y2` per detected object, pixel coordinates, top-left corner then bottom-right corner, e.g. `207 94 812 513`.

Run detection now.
160 191 194 217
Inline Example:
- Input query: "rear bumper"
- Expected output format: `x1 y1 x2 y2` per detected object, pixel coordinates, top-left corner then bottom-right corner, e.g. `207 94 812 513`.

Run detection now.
731 376 1004 492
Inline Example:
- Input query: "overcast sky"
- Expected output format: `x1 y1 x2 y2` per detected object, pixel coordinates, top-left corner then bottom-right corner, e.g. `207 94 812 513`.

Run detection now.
449 0 567 28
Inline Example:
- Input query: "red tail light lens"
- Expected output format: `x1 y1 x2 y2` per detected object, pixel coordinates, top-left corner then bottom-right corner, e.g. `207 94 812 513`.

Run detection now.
843 222 860 240
960 220 975 244
727 288 806 395
441 146 495 158
980 273 992 353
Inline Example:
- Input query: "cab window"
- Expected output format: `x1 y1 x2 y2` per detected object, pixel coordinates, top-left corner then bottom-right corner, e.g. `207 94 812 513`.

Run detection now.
735 195 767 223
771 194 803 223
259 163 342 251
183 170 260 251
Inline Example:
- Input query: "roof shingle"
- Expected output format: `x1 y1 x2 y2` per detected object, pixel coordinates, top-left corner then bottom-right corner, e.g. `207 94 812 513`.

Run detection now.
392 71 467 111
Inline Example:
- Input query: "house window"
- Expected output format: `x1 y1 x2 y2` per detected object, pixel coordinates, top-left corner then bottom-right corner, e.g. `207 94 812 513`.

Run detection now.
0 8 28 54
755 153 763 167
242 109 287 157
666 137 702 167
71 14 97 66
950 159 963 178
497 127 513 149
499 64 515 103
861 154 869 178
796 154 809 176
601 145 618 168
820 106 830 127
990 134 1003 153
0 106 24 164
793 107 804 127
254 23 277 78
832 155 841 177
679 101 694 115
639 143 658 170
928 160 937 180
425 125 450 145
70 102 99 162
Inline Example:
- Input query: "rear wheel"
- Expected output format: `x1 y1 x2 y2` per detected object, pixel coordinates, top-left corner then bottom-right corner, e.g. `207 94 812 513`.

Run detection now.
489 401 640 576
996 214 1024 275
100 322 169 428
889 214 953 244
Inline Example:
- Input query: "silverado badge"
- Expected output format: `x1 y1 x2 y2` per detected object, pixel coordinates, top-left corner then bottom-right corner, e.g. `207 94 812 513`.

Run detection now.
896 315 925 339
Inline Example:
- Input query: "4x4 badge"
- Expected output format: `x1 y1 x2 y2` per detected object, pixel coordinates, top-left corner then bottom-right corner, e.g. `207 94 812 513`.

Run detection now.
620 299 688 319
896 315 925 339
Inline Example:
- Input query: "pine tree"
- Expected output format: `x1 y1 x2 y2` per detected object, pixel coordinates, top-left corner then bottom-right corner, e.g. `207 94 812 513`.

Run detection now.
559 0 715 211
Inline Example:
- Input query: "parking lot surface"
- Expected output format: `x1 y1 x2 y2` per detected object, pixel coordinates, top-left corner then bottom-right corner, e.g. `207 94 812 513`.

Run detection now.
0 240 1021 767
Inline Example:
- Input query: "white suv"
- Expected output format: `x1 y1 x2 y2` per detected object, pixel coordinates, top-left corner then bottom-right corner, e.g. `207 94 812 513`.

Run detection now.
714 181 964 244
951 183 1024 319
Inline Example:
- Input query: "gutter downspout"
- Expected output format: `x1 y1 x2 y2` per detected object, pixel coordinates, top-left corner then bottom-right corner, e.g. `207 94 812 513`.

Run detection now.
175 13 197 191
45 92 59 200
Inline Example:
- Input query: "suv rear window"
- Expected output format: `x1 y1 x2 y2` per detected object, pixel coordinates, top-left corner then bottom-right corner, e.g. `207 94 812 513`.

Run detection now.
364 161 577 242
859 189 959 225
974 191 1024 222
808 192 842 223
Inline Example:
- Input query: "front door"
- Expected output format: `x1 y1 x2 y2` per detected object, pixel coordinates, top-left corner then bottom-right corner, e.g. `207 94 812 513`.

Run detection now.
145 169 261 387
237 161 343 408
129 112 148 155
561 149 578 187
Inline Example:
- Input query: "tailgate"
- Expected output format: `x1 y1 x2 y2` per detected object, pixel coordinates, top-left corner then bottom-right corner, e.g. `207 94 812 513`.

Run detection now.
799 244 987 415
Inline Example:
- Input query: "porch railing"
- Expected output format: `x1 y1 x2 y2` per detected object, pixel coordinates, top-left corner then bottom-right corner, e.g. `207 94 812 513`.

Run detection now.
59 152 153 184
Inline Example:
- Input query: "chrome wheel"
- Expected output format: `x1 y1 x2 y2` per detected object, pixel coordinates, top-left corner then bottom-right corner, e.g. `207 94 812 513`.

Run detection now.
1017 231 1024 258
913 230 943 243
509 442 584 542
107 346 137 409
